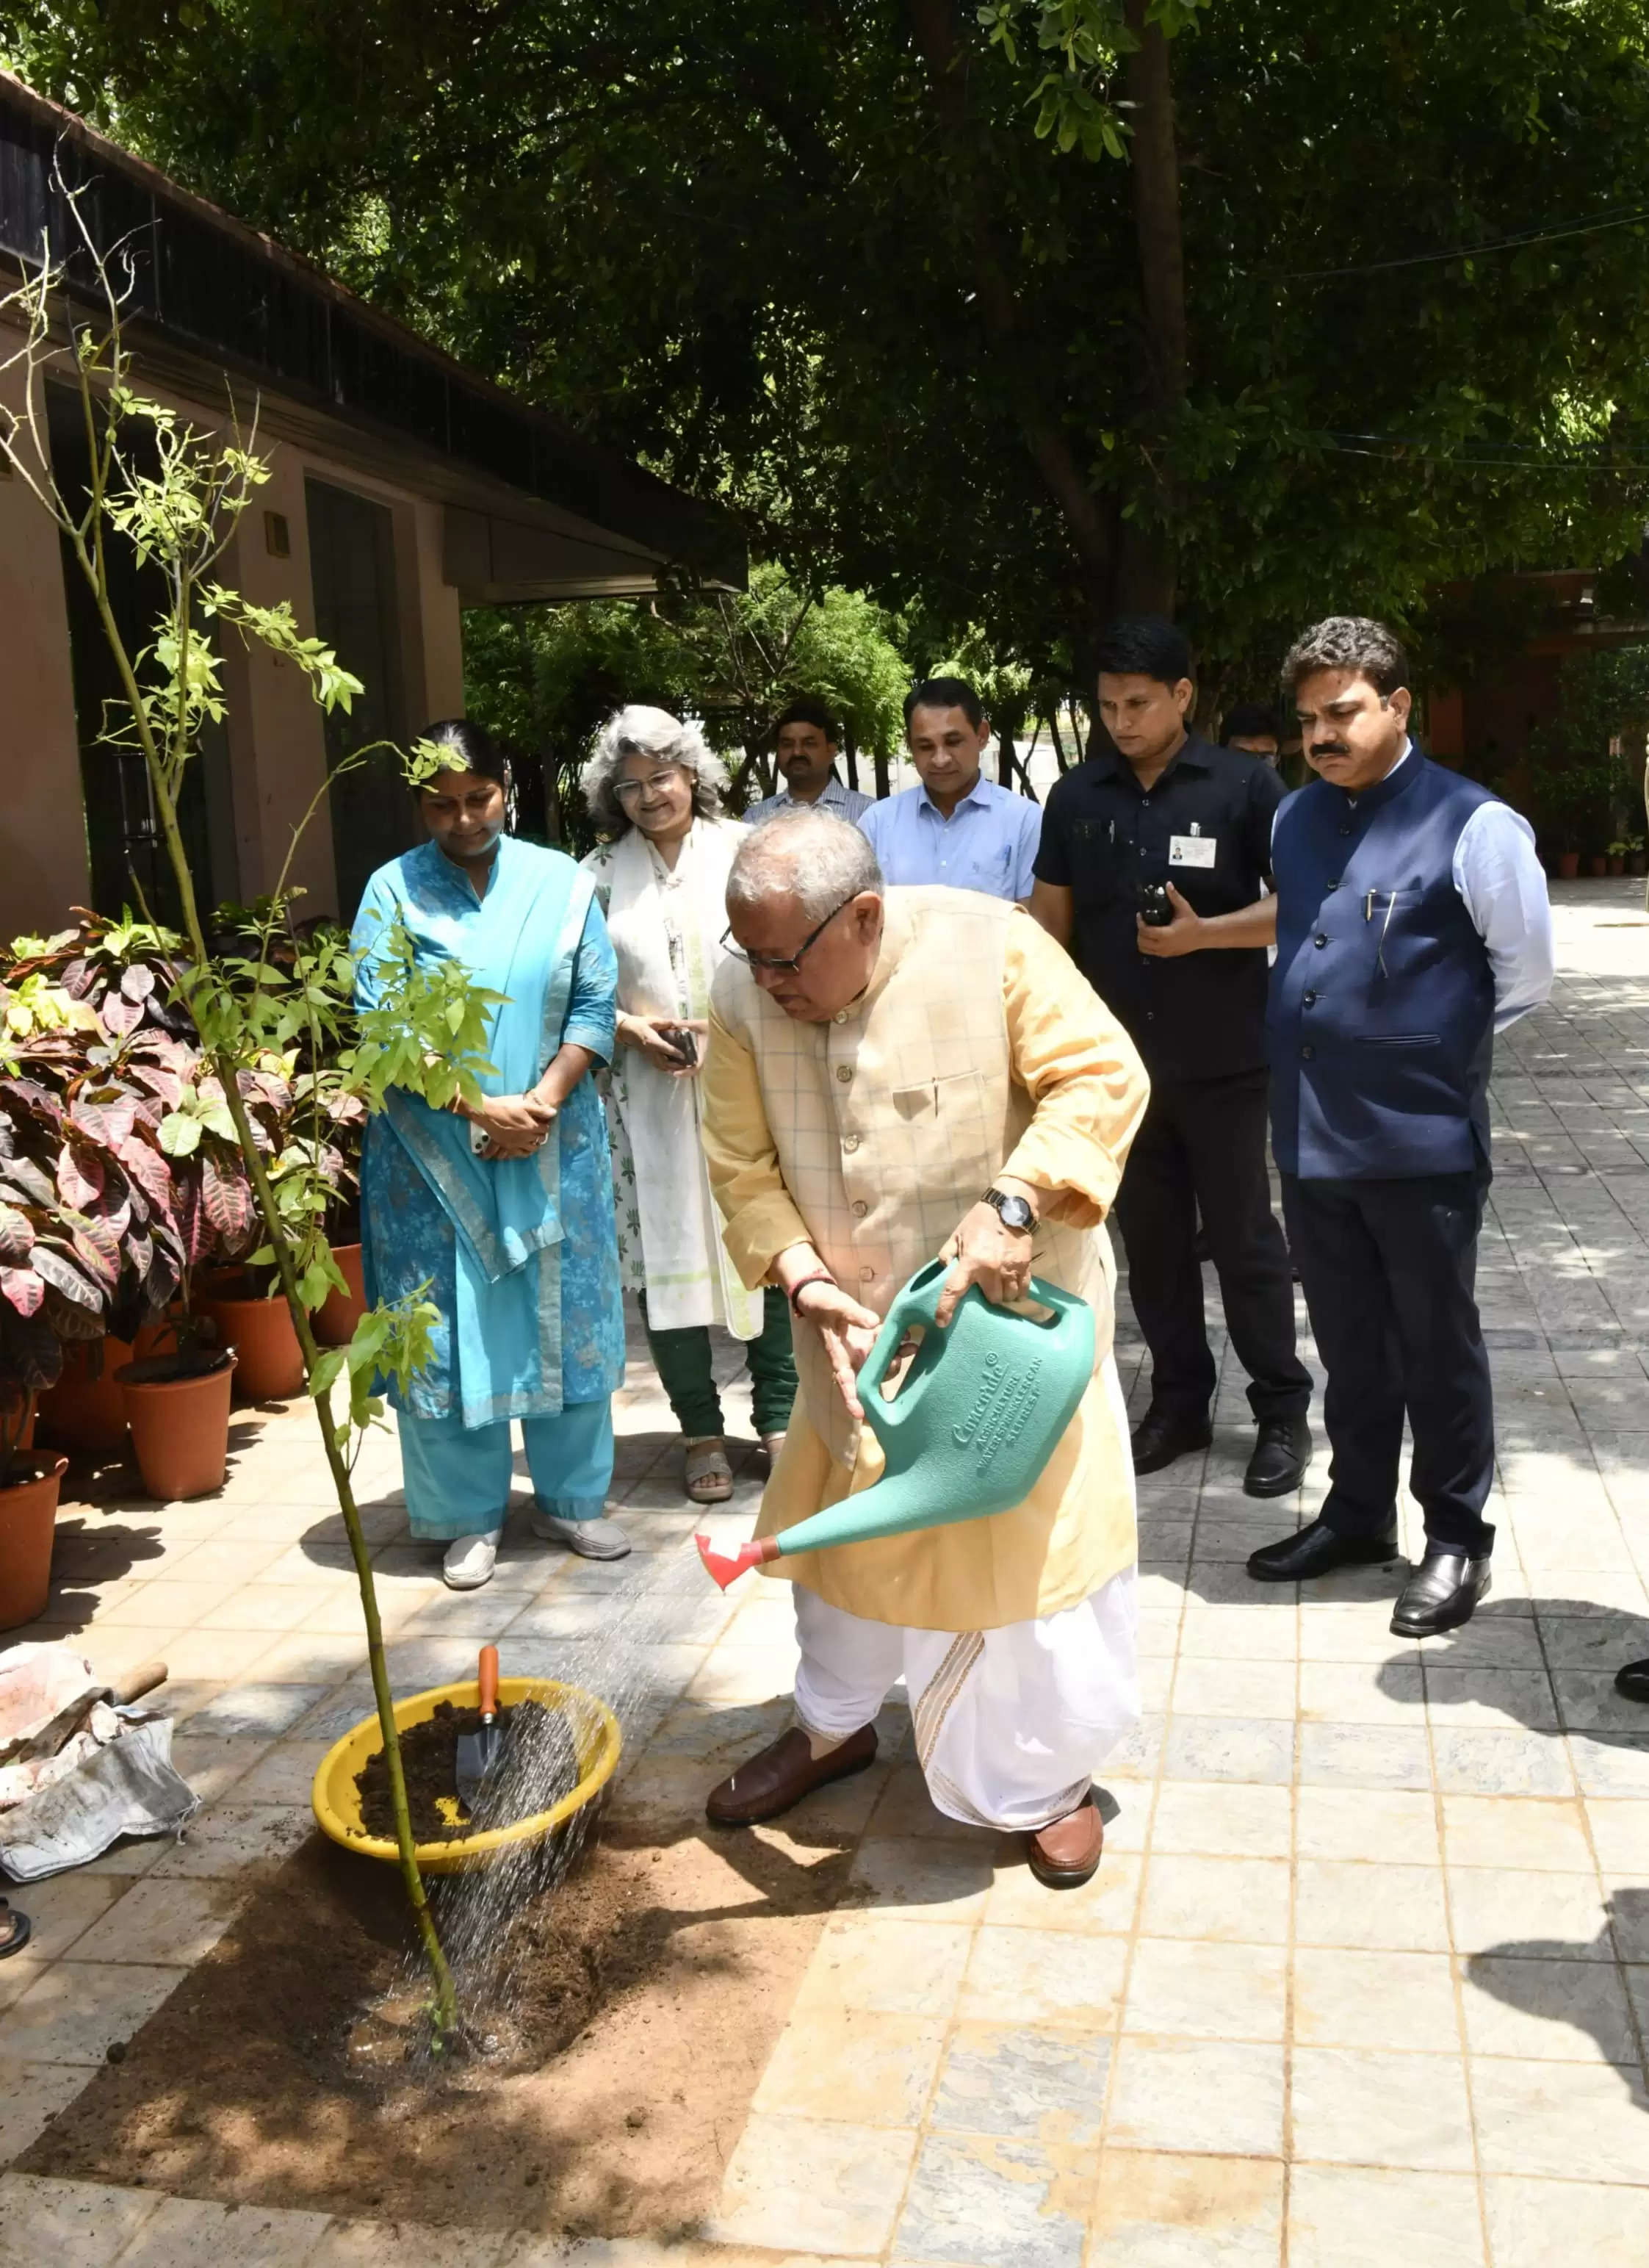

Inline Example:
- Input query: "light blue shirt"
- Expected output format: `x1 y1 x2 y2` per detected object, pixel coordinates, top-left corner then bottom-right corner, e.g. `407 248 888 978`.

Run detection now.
859 774 1042 900
745 772 874 826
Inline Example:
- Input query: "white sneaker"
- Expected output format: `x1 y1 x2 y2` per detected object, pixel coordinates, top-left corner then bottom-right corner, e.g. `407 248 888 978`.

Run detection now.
442 1527 502 1589
530 1508 632 1560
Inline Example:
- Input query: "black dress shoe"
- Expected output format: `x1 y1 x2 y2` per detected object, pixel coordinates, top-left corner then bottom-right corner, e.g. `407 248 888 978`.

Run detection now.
1390 1549 1491 1638
1246 1514 1400 1584
1244 1415 1313 1499
1130 1404 1213 1475
1614 1660 1649 1704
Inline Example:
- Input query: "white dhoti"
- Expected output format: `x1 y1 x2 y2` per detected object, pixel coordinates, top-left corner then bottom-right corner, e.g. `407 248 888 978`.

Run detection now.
793 1569 1139 1833
787 1344 1139 1834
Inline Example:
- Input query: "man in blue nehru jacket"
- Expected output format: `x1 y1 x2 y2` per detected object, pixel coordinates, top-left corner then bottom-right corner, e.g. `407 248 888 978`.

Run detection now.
1247 619 1554 1636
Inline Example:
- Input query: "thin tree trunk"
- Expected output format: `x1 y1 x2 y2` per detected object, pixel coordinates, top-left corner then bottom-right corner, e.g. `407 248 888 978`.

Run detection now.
1069 696 1095 765
1118 0 1188 615
906 0 1113 620
842 724 860 793
873 746 892 799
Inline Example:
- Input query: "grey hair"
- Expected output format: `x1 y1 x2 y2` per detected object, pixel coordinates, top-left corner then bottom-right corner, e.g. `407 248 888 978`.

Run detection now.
580 703 729 834
1282 616 1409 699
727 808 884 923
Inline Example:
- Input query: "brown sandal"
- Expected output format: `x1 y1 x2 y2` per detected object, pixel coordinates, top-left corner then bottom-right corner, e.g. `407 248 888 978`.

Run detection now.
684 1436 734 1504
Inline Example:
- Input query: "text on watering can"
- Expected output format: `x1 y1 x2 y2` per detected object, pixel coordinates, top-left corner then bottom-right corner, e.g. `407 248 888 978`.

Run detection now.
952 1351 1045 1475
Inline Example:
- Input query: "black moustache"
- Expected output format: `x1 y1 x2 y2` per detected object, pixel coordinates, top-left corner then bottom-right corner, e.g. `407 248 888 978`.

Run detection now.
1312 745 1350 757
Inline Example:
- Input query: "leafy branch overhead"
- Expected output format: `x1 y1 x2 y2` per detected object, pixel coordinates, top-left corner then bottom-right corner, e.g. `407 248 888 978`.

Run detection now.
22 0 1649 682
981 0 1208 159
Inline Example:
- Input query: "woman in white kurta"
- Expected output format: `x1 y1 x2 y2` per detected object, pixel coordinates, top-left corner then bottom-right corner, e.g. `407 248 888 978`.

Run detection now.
581 706 798 1503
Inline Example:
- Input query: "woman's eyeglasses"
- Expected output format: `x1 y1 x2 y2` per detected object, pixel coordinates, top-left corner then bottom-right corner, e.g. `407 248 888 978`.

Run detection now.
615 768 684 803
721 893 857 975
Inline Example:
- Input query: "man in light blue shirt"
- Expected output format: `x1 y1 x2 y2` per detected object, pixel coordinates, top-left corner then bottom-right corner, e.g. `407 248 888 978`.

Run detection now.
859 676 1042 901
745 697 873 825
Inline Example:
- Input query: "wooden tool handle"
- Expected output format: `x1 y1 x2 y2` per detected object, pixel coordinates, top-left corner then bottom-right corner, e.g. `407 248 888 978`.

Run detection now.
109 1660 169 1706
477 1644 499 1720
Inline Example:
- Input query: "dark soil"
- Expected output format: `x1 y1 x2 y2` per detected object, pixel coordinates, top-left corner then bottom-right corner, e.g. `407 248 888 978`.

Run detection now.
356 1699 584 1842
22 1804 860 2233
118 1348 234 1386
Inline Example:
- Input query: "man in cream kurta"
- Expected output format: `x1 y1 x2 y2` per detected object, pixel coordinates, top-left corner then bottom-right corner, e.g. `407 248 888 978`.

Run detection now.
699 809 1150 1885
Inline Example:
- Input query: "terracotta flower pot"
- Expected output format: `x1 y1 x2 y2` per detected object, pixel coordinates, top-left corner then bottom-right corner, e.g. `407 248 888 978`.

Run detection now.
118 1354 237 1500
201 1284 305 1401
37 1336 135 1458
317 1243 367 1349
1556 852 1581 879
0 1454 69 1631
1631 851 1648 876
1589 854 1610 878
1609 854 1626 876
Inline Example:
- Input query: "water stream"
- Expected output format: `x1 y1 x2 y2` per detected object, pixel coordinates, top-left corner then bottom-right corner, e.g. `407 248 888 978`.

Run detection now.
386 1530 740 2062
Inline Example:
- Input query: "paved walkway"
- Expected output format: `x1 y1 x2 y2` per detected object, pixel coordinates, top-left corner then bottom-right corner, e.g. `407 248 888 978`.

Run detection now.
2 877 1648 2267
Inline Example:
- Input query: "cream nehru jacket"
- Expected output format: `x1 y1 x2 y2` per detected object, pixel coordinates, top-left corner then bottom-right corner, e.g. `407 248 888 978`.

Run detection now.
702 886 1150 1631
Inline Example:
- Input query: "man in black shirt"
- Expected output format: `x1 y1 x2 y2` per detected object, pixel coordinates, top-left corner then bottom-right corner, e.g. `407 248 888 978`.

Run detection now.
1031 616 1313 1496
1221 702 1282 769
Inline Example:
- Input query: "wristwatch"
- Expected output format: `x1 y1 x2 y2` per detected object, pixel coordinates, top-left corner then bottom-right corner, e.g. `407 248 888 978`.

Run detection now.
984 1185 1036 1234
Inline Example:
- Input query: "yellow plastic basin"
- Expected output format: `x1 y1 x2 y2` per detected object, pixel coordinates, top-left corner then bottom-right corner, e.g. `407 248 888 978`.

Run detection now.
311 1674 622 1876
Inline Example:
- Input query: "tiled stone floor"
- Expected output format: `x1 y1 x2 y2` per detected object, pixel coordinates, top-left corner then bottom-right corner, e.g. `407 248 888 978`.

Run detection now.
2 876 1648 2266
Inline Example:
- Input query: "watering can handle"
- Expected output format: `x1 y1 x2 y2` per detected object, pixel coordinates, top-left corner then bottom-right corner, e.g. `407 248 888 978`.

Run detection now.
477 1644 499 1723
854 1261 950 1411
856 1262 1089 1448
859 1262 1089 1393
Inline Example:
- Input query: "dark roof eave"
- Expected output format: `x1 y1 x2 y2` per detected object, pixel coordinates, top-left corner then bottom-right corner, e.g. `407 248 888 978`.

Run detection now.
0 68 746 593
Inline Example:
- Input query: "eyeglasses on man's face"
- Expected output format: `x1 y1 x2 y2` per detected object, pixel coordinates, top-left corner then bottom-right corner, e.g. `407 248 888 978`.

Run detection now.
614 766 685 803
721 893 858 976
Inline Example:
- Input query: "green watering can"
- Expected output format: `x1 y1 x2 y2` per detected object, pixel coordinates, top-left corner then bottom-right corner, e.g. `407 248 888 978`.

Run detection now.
696 1256 1095 1589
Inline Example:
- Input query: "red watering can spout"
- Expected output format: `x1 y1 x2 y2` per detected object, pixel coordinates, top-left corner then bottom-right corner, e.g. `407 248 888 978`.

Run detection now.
696 1533 781 1590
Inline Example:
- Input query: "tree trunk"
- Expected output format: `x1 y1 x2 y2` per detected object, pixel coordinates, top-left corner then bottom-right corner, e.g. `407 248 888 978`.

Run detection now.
1117 0 1188 616
842 724 860 793
906 0 1114 605
873 746 892 799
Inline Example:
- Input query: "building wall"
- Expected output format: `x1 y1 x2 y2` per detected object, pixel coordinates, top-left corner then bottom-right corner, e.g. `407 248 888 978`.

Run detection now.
220 444 339 916
0 331 470 939
413 495 466 719
0 359 90 935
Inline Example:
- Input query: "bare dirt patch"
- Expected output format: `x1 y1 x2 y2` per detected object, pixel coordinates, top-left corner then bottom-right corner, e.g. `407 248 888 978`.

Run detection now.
22 1808 856 2235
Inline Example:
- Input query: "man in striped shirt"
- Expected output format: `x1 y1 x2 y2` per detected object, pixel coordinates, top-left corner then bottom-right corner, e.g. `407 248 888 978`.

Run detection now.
745 698 873 826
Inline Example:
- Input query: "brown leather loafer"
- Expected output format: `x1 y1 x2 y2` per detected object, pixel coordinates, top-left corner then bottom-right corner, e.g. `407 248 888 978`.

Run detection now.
1027 1792 1104 1887
706 1723 878 1828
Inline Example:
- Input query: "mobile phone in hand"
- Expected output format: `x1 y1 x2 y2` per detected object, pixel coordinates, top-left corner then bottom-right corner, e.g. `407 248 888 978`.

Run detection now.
663 1026 699 1065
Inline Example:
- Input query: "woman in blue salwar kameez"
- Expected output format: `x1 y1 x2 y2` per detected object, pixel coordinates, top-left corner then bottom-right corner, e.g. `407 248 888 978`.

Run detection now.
352 721 628 1590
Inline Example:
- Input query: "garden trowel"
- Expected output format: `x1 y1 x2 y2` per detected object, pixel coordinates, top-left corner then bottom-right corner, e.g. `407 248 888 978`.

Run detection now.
455 1644 510 1812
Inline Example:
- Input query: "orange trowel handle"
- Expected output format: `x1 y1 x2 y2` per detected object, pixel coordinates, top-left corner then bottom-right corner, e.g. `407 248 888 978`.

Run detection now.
477 1643 499 1722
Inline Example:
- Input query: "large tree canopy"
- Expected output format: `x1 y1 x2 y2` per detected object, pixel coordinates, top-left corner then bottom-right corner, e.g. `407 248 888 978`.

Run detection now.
10 0 1649 682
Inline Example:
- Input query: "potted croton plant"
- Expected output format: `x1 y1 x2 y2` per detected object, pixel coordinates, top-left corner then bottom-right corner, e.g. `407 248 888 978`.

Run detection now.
10 913 196 1453
0 927 258 1497
0 1019 110 1626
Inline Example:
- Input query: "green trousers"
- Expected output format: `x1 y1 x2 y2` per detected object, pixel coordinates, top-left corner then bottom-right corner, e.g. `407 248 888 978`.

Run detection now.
641 1285 798 1439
